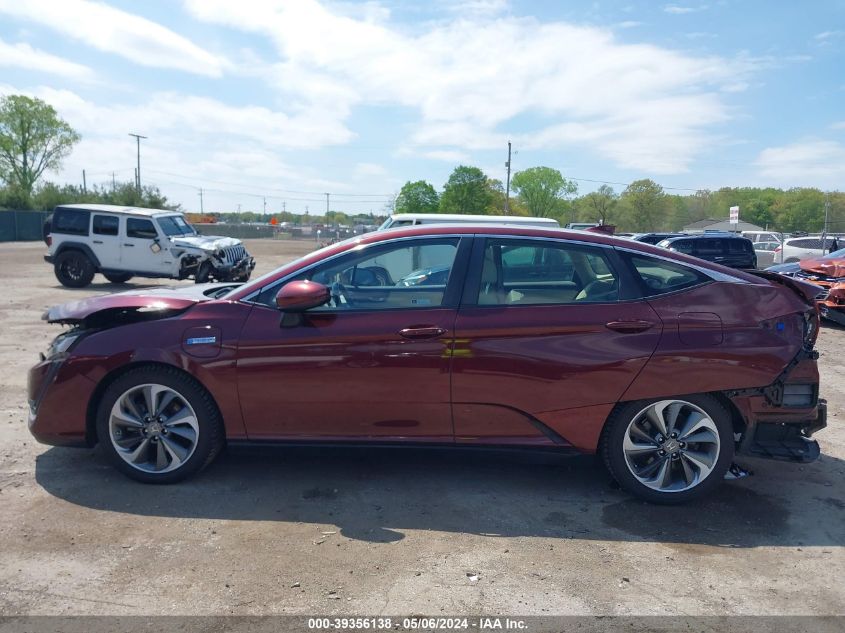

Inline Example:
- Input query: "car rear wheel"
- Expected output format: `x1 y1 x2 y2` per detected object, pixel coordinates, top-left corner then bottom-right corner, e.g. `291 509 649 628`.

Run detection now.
602 395 734 504
96 366 224 483
54 250 95 288
103 272 133 283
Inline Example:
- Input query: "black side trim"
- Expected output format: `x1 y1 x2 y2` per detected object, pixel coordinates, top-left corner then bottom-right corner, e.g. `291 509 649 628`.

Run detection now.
53 242 102 269
226 439 580 456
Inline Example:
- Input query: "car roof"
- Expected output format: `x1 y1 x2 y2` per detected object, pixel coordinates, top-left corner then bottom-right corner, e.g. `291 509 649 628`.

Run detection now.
661 232 748 242
388 213 558 224
55 203 180 217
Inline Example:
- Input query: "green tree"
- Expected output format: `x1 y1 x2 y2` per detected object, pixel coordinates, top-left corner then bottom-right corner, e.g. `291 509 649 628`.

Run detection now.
619 179 668 232
578 184 617 225
395 180 439 214
439 165 494 214
0 95 80 204
510 166 578 218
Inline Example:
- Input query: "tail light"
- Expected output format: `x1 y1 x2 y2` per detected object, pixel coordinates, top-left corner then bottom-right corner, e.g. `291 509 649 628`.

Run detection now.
804 308 820 349
46 236 52 247
774 246 782 253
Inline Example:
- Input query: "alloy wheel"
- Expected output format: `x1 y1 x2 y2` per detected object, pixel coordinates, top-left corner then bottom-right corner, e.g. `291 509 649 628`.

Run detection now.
622 399 721 493
108 383 199 474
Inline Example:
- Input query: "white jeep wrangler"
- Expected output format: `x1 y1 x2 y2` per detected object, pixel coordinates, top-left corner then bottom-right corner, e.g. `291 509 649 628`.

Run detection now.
44 204 255 288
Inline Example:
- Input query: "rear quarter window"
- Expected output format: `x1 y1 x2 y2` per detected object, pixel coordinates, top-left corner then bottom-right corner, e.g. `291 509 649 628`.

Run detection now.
626 254 709 296
52 208 90 236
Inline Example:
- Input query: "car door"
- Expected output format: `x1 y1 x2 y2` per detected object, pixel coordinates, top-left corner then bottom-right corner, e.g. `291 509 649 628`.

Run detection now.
236 236 470 441
91 214 122 268
451 236 663 450
121 217 171 274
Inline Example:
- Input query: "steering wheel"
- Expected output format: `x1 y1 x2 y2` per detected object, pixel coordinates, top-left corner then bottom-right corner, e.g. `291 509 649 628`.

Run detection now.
330 281 353 307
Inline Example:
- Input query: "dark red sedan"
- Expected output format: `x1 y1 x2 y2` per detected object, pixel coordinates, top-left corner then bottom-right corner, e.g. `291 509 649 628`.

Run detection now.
28 225 827 503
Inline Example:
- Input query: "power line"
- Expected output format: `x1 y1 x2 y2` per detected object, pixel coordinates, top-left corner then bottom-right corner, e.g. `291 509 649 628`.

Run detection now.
143 168 394 198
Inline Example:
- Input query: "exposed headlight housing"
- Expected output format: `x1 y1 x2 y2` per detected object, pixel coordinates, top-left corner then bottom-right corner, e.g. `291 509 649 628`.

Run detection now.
44 330 84 360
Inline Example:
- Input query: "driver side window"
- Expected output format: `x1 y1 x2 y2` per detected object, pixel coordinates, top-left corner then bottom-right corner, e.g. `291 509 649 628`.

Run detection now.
258 238 460 310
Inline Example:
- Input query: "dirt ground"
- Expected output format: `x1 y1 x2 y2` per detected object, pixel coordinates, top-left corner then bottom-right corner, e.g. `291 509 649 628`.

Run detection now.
0 238 843 617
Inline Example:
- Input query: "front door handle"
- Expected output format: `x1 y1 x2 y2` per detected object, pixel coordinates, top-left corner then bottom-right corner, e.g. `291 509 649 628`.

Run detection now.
606 320 654 334
92 240 103 244
124 243 134 247
399 326 447 340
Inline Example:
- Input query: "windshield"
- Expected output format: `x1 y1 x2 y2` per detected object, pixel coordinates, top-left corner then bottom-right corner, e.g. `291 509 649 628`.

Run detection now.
158 215 197 236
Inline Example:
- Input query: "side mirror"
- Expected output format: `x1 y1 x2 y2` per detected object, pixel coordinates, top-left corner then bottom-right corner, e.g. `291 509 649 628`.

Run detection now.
275 280 330 312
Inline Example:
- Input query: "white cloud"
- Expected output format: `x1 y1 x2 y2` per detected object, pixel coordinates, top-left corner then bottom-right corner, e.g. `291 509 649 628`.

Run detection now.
814 30 844 41
755 140 845 188
831 121 845 130
0 38 93 80
185 0 753 174
0 0 227 77
664 5 708 14
0 82 366 212
615 21 644 29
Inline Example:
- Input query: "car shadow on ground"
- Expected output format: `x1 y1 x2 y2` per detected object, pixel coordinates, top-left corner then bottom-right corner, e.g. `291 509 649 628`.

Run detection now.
49 281 181 293
34 444 845 547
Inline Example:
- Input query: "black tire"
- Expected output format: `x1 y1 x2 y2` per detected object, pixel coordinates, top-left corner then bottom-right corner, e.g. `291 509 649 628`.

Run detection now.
601 394 734 504
195 261 213 284
95 366 224 484
54 250 95 288
103 272 133 284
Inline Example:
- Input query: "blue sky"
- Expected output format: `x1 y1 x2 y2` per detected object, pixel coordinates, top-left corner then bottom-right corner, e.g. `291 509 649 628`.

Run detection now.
0 0 843 215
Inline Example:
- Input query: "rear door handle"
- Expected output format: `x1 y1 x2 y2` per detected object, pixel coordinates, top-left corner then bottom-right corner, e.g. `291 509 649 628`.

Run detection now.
92 240 103 244
124 243 134 247
399 326 447 340
606 320 654 333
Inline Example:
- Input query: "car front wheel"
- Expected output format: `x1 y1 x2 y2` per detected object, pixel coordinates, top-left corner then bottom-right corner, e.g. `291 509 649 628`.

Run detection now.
602 395 734 504
96 366 224 483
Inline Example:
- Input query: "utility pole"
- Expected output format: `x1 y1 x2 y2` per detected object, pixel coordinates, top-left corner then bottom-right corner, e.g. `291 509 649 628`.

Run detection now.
282 201 286 214
128 133 147 193
263 196 267 217
111 171 116 192
505 141 512 214
198 188 204 213
823 193 831 252
325 193 330 216
82 169 87 193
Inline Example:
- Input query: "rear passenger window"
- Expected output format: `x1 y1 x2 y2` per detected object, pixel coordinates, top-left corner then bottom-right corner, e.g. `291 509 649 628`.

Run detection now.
52 208 90 236
628 255 709 296
695 239 723 255
126 218 158 239
93 215 119 236
728 239 752 253
479 239 618 305
669 240 694 254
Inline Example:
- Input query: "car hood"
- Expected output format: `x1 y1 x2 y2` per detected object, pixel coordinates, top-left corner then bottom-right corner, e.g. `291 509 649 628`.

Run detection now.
170 235 242 251
43 283 238 325
799 256 845 279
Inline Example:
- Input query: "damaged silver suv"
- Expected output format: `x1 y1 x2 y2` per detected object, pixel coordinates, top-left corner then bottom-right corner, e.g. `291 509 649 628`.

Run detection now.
44 204 255 287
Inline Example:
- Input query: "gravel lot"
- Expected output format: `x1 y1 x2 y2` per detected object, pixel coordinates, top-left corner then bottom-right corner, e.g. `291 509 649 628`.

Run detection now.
0 238 843 616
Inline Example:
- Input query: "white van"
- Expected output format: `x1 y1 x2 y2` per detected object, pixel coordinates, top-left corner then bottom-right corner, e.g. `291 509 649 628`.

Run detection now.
379 213 560 230
742 230 782 244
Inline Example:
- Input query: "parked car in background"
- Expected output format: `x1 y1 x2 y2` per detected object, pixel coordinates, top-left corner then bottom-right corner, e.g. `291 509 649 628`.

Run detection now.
630 233 687 245
29 224 825 504
774 236 839 263
753 241 781 268
742 231 782 245
564 222 599 230
379 213 559 230
656 233 757 269
45 204 255 288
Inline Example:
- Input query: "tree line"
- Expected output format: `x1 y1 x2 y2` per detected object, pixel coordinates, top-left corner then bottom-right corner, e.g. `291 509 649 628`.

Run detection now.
396 166 845 234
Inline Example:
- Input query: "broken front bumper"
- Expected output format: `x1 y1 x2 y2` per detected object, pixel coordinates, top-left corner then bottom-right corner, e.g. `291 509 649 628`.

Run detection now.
213 256 255 281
